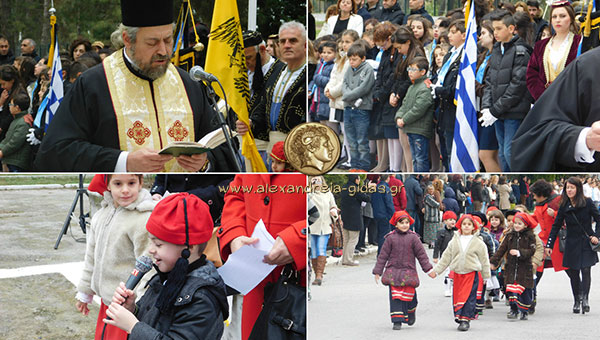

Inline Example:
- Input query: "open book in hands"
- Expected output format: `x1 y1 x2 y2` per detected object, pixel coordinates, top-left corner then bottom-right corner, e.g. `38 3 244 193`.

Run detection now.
158 127 237 157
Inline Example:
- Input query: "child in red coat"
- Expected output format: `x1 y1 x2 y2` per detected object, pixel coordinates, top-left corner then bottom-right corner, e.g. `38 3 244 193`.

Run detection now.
372 210 435 330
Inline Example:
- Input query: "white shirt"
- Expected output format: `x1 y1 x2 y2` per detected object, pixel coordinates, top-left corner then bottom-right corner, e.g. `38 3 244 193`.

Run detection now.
248 55 275 96
460 234 473 252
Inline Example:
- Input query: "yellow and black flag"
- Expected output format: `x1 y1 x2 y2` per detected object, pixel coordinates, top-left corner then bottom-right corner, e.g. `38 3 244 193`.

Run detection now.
205 0 267 172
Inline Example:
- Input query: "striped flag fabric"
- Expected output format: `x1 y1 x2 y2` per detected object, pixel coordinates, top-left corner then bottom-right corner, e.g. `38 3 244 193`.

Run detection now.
450 0 479 172
45 38 63 130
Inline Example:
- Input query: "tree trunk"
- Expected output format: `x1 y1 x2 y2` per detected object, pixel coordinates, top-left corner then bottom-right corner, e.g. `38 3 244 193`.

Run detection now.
40 0 50 54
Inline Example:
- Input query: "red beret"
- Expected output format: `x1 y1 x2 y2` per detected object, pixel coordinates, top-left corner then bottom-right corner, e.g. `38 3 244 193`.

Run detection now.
146 192 213 245
486 206 499 214
270 141 286 163
87 174 108 195
442 211 457 221
514 212 537 229
457 214 479 231
389 210 414 226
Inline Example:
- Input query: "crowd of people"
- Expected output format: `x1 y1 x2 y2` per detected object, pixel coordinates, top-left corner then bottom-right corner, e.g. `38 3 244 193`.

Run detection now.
0 34 117 172
309 174 600 331
0 0 306 172
308 0 593 172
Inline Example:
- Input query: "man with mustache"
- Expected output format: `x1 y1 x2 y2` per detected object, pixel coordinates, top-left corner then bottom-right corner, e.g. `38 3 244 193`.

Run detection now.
235 21 306 165
35 0 237 172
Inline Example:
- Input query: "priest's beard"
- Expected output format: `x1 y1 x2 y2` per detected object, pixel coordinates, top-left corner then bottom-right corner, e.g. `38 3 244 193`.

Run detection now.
129 44 171 80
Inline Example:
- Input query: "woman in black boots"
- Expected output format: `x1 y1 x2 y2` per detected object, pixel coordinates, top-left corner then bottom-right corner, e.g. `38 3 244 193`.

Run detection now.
546 177 600 314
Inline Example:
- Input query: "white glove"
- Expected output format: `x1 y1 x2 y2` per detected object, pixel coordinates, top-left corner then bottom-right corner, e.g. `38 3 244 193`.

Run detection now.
478 109 497 127
27 128 41 145
430 84 439 99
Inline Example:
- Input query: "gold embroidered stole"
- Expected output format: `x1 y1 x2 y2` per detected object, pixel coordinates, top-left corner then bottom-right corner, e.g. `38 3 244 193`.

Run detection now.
543 33 573 87
103 50 195 172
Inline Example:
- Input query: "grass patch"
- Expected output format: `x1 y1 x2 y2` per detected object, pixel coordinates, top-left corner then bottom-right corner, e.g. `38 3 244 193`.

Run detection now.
0 175 91 186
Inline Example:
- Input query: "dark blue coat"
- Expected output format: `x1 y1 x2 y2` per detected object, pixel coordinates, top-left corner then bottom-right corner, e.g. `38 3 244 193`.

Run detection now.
309 60 334 120
442 187 460 216
372 181 395 220
405 175 423 211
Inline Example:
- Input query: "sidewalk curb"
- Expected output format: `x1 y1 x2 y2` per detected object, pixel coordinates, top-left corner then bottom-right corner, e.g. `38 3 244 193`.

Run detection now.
326 244 378 266
0 183 86 191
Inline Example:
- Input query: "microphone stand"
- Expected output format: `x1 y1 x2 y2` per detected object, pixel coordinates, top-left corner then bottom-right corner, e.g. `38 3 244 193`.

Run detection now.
202 79 243 172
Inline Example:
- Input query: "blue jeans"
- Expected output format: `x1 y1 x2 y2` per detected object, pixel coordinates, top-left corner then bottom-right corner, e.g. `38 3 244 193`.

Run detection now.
6 164 25 172
408 209 421 238
408 133 430 172
310 234 330 258
344 107 371 170
494 119 522 172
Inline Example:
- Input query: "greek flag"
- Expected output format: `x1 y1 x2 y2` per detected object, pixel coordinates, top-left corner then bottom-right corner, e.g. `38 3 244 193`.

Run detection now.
45 39 63 130
450 0 479 172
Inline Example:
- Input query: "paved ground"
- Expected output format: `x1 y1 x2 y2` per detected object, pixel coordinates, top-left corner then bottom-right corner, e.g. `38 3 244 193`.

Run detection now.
308 249 600 340
0 187 97 339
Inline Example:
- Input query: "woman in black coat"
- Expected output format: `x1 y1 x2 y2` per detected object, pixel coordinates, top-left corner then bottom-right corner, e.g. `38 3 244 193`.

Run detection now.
546 177 600 314
340 174 372 266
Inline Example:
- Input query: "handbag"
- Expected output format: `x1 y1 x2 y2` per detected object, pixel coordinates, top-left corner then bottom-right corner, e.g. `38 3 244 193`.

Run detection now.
328 216 343 250
558 227 567 253
381 268 420 288
569 212 600 252
248 264 306 340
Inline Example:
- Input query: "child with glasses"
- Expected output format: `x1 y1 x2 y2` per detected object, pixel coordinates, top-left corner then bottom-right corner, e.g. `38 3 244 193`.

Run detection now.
394 56 434 172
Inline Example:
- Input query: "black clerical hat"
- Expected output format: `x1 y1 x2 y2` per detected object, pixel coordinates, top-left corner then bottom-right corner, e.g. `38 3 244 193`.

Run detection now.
243 31 263 48
121 0 174 27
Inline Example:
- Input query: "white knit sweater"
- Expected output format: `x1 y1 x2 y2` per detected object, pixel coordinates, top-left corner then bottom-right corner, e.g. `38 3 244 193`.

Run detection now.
77 189 156 306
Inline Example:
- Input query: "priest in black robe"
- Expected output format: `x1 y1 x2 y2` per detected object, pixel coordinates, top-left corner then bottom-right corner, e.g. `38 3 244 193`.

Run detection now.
511 47 600 171
34 0 238 172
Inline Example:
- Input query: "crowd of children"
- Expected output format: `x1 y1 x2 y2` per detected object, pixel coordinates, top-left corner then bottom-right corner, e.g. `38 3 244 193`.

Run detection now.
309 0 586 172
372 204 549 332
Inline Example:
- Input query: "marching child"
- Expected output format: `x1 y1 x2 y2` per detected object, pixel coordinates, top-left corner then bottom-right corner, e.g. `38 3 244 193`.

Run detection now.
75 174 156 340
432 214 491 332
309 40 336 123
373 211 435 330
490 212 537 320
105 193 229 339
433 211 457 297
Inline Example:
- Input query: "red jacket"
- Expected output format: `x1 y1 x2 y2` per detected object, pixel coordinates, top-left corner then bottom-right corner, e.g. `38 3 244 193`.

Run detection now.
533 193 566 272
217 174 306 340
389 176 407 211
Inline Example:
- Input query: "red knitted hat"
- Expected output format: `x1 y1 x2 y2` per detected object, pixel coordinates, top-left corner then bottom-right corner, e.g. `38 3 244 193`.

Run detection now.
457 214 479 231
442 211 457 221
270 141 286 163
389 210 414 226
146 192 213 245
514 212 537 229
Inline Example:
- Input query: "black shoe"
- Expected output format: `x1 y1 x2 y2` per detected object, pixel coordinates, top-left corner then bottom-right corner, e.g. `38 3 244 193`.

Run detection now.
573 298 581 314
457 321 470 331
529 299 536 314
582 294 590 314
507 310 519 319
520 312 528 320
407 313 416 326
393 323 402 330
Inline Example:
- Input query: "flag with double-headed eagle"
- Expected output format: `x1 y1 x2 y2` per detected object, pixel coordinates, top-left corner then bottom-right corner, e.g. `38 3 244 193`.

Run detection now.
205 0 267 172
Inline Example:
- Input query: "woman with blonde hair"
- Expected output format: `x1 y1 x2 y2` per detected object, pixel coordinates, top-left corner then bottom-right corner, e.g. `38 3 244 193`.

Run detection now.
309 176 338 285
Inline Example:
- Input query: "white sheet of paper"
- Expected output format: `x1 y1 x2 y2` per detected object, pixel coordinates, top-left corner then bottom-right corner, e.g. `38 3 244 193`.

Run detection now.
217 245 276 295
251 219 275 252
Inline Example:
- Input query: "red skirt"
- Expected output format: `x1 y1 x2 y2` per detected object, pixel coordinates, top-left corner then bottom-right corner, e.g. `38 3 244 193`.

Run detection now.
94 302 129 340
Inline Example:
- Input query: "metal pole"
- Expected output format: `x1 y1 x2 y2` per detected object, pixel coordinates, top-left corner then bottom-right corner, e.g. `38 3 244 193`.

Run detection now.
248 0 257 30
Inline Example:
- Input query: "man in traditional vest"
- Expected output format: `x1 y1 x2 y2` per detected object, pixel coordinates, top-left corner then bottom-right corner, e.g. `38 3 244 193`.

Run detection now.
35 0 237 172
235 21 306 162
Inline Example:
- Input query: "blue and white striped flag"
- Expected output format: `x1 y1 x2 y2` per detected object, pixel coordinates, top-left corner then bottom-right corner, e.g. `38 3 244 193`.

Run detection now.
450 0 479 172
45 38 63 130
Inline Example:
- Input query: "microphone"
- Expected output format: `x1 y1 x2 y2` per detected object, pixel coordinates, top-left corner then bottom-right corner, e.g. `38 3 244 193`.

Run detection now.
103 256 153 339
125 255 154 290
189 65 218 82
